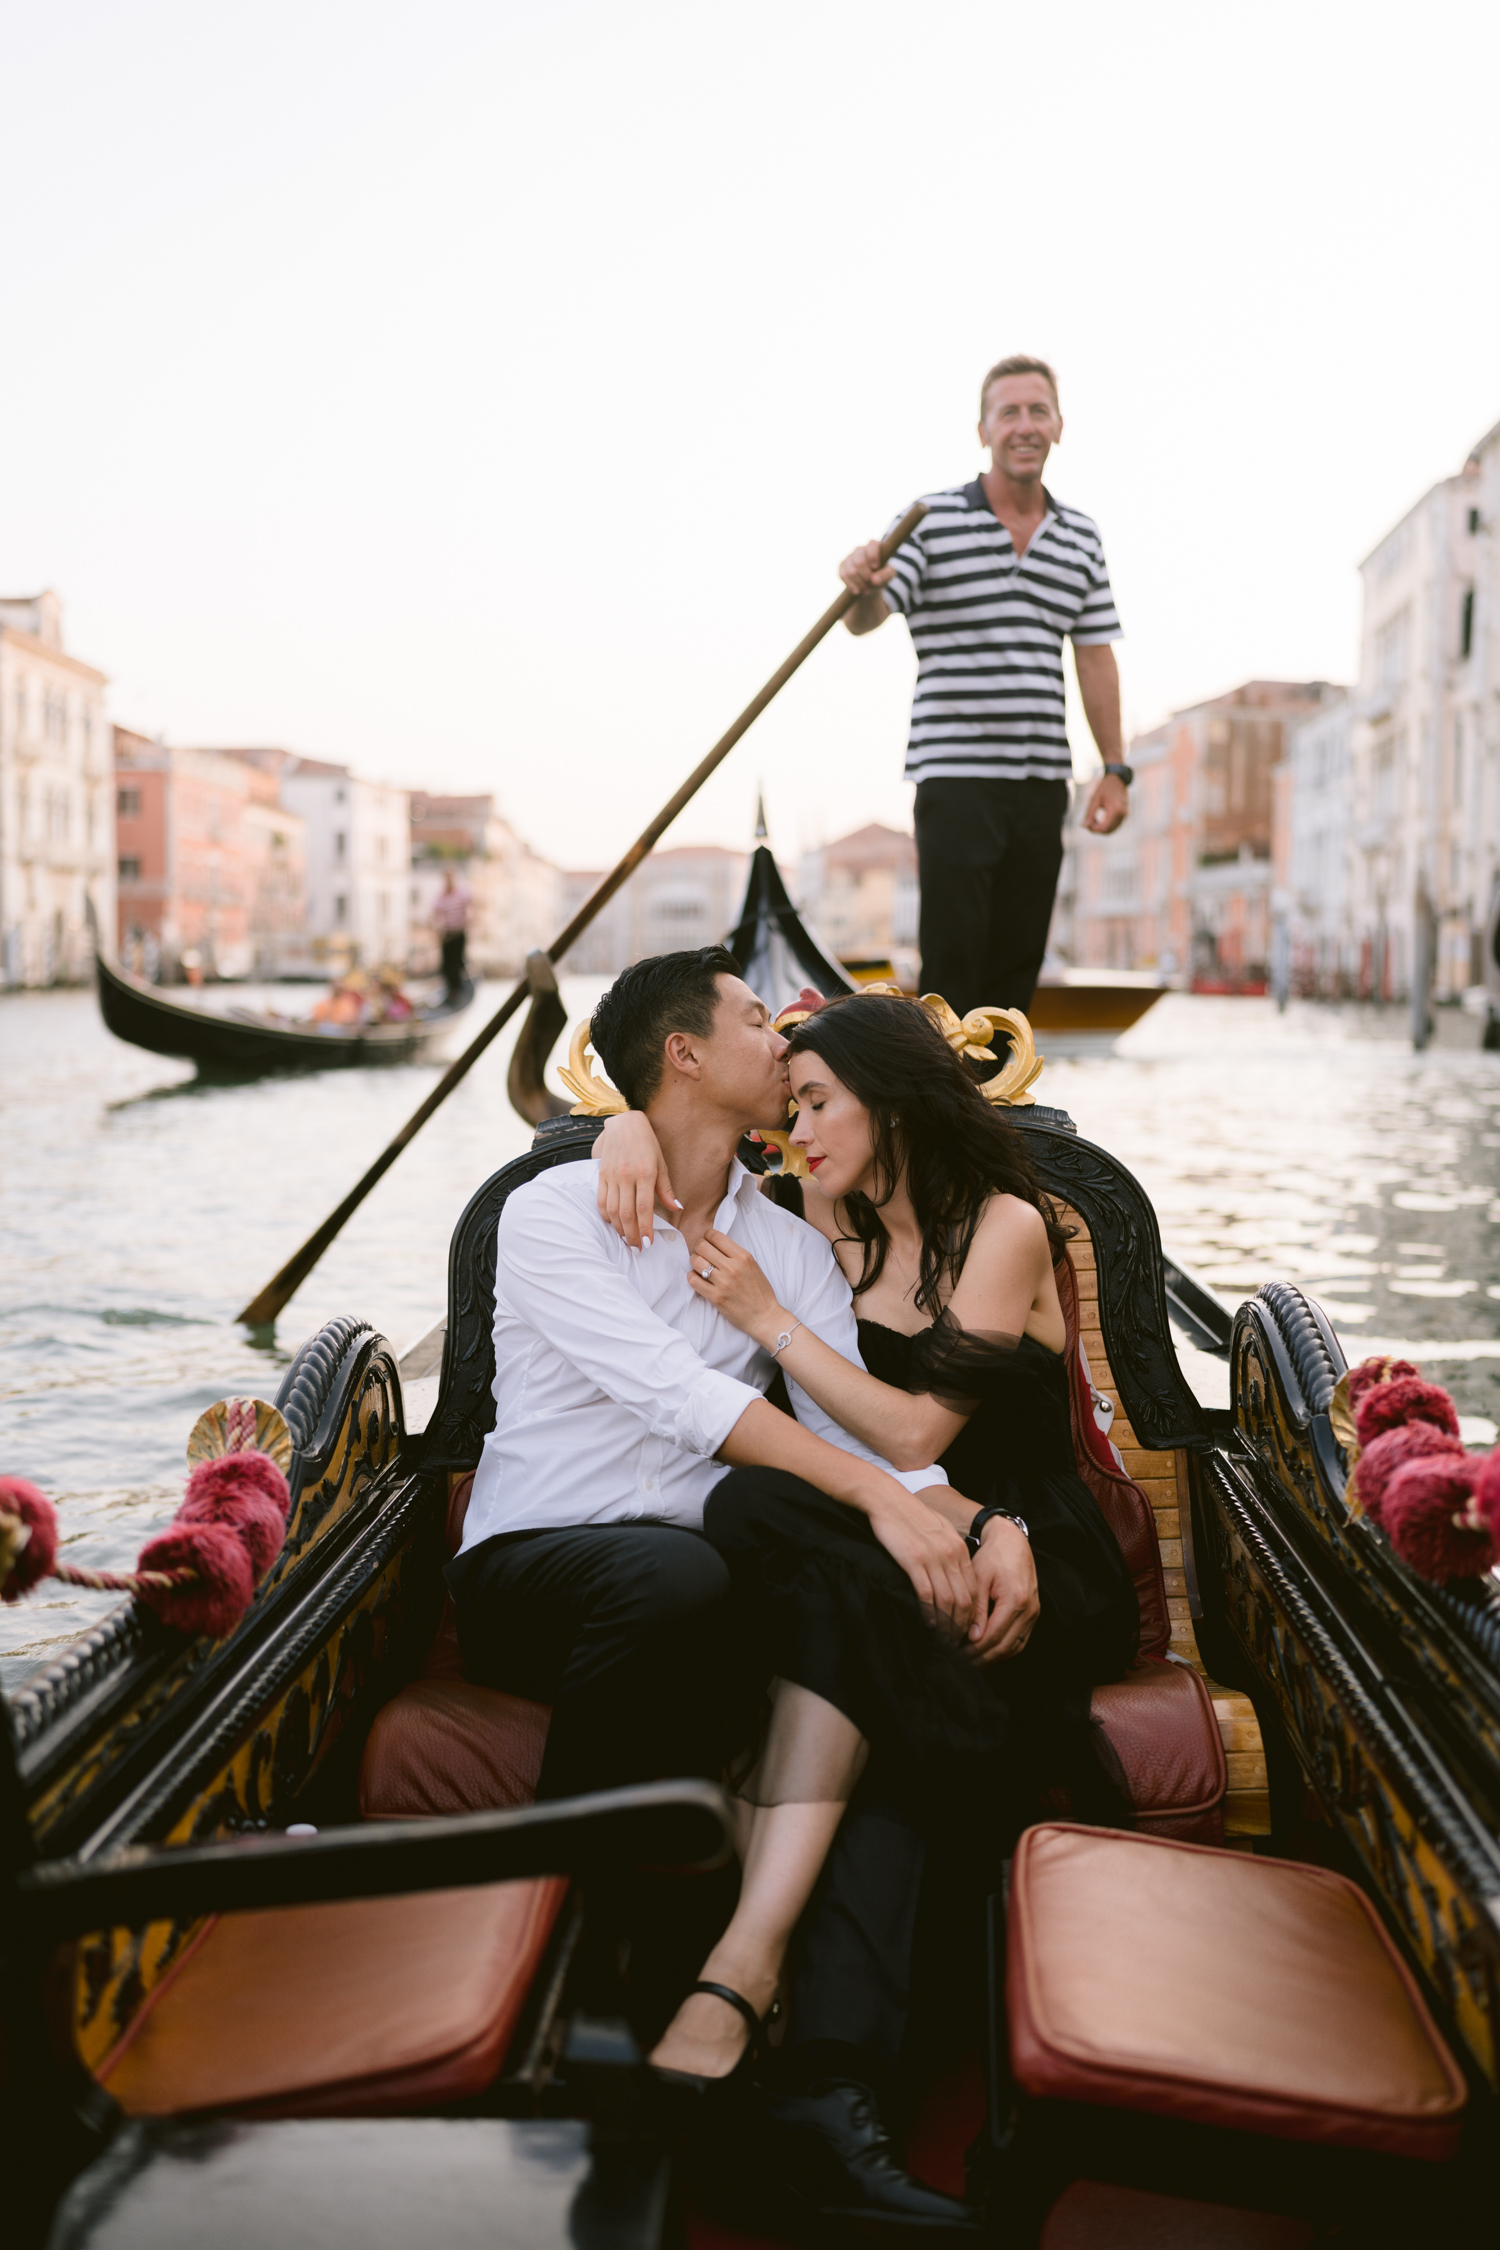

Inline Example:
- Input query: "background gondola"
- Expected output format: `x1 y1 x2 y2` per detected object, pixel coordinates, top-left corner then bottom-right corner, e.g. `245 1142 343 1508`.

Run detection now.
92 912 475 1076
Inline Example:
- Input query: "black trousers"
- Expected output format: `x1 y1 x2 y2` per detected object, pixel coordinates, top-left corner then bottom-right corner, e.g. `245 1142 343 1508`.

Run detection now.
914 776 1070 1017
440 929 467 993
447 1521 737 1802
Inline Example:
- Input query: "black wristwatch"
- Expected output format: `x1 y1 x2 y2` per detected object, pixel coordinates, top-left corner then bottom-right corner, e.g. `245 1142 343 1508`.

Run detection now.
966 1505 1030 1557
1103 762 1134 785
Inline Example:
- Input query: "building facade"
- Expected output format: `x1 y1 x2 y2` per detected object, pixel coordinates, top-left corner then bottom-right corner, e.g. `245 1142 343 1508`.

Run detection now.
276 756 410 974
409 793 561 978
795 823 919 986
1062 680 1338 984
1345 461 1487 1006
0 592 114 986
555 846 749 976
1278 693 1353 995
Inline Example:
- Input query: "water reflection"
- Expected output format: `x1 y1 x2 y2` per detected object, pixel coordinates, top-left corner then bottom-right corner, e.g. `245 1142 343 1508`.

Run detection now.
4 986 1500 1686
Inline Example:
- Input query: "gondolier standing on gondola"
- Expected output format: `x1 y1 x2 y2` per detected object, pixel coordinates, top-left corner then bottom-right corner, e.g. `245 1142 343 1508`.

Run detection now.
431 868 472 998
840 354 1130 1017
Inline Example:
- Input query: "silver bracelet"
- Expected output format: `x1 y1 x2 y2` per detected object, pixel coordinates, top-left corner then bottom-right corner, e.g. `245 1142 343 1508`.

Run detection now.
770 1318 803 1357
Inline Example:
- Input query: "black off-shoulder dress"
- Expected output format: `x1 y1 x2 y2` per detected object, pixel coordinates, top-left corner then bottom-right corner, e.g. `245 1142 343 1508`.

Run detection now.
702 1310 1140 1855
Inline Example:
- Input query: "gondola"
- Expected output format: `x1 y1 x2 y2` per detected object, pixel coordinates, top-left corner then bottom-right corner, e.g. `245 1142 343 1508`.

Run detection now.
7 923 1499 2241
91 911 475 1075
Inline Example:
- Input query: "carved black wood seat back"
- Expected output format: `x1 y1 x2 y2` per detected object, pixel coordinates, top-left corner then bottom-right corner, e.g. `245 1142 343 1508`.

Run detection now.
1011 1113 1209 1454
422 1110 1207 1473
424 1119 607 1472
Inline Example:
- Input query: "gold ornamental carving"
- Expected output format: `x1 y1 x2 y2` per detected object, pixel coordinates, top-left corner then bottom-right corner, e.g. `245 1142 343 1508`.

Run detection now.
562 990 1044 1131
559 1023 628 1116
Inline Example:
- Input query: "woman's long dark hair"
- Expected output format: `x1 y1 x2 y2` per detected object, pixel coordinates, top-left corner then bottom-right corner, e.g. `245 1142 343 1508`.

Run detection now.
785 992 1070 1313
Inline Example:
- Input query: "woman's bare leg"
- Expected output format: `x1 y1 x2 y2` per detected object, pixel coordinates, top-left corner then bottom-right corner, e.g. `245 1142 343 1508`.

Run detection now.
650 1681 867 2078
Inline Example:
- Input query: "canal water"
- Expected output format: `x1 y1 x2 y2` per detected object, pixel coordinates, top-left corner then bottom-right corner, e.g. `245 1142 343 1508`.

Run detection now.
6 984 1500 1687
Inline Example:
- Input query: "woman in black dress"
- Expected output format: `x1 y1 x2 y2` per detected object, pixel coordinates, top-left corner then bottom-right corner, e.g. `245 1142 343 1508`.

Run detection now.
599 992 1138 2087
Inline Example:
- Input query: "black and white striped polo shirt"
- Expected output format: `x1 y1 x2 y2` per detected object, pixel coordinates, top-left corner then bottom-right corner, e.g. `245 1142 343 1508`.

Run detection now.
883 481 1122 787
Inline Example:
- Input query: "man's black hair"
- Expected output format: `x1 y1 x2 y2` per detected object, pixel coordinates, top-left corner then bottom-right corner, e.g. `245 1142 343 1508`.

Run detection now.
590 947 741 1109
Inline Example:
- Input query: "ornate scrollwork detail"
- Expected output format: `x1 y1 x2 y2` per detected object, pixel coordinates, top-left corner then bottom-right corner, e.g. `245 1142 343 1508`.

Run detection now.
915 993 1044 1106
560 1024 627 1116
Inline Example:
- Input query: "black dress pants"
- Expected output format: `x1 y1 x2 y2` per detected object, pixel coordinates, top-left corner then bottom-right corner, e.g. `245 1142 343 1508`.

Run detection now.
914 776 1070 1017
440 929 467 994
446 1522 737 1802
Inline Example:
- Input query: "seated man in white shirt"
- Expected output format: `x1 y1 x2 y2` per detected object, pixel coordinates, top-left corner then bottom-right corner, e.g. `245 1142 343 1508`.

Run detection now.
446 947 1009 2235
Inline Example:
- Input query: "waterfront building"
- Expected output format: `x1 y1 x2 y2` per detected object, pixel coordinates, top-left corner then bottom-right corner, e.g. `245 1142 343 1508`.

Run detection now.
555 845 749 976
1278 694 1354 995
115 730 248 979
408 793 561 977
116 739 310 981
795 822 919 984
1347 463 1485 1004
275 755 410 974
0 592 114 987
1062 680 1336 984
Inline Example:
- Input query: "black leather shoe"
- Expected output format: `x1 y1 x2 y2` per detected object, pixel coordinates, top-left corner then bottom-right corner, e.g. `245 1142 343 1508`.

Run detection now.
758 2075 982 2235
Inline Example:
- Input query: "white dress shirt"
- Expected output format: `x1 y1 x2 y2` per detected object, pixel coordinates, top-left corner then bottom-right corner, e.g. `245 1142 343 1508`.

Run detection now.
458 1156 947 1552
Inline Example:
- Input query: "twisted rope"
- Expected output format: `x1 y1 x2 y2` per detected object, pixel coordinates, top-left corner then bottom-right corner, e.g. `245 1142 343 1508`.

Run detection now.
52 1560 196 1594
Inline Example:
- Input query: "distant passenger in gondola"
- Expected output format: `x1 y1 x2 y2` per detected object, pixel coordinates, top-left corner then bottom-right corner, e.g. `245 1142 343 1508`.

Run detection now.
431 869 471 997
838 354 1132 1017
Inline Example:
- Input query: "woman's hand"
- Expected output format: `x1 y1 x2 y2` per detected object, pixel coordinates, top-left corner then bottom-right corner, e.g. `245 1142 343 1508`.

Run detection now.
594 1110 681 1248
867 1495 977 1639
688 1229 787 1347
967 1518 1040 1663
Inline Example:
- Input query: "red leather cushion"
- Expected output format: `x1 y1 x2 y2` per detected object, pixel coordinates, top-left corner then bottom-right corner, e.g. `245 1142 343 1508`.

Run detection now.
1090 1660 1226 1845
360 1679 550 1819
360 1470 554 1819
1007 1825 1467 2160
100 1877 566 2118
1056 1253 1171 1657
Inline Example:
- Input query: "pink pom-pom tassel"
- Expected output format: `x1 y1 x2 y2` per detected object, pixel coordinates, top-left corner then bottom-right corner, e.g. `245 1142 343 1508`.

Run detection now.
136 1521 255 1639
1354 1375 1461 1449
179 1453 290 1582
1347 1357 1420 1409
1353 1422 1466 1526
0 1478 59 1601
1384 1455 1496 1584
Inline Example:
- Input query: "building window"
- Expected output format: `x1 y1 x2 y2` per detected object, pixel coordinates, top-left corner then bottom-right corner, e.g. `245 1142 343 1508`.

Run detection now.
334 831 346 862
1460 587 1475 662
117 787 141 818
119 857 141 882
334 894 347 924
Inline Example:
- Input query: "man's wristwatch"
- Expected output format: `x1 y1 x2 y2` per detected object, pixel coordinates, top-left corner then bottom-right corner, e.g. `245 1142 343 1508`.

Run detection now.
965 1505 1030 1557
1103 762 1134 785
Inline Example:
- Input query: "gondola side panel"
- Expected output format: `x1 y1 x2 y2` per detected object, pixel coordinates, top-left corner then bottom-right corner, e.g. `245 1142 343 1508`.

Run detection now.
1220 1290 1500 2088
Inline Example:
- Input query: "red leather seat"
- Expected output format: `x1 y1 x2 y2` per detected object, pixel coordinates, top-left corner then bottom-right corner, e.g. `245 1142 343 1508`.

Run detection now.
1056 1253 1226 1845
1090 1660 1225 1843
101 1482 566 2122
360 1473 552 1820
100 1875 566 2118
1006 1824 1467 2161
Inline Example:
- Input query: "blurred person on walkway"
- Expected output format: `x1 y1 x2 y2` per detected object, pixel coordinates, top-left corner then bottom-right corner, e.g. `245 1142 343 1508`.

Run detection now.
839 356 1130 1017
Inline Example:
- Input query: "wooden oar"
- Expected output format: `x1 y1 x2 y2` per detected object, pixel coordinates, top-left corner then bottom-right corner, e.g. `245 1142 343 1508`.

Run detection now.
236 501 928 1326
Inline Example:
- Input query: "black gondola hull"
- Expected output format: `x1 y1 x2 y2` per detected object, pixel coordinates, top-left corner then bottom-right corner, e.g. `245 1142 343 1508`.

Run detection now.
95 941 474 1075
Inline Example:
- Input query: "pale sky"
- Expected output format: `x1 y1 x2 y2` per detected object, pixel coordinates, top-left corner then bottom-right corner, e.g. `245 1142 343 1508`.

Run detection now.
3 1 1498 870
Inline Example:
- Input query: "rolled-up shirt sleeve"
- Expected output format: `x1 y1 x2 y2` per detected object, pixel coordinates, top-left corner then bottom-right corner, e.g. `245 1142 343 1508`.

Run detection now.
497 1187 760 1458
768 1217 948 1491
